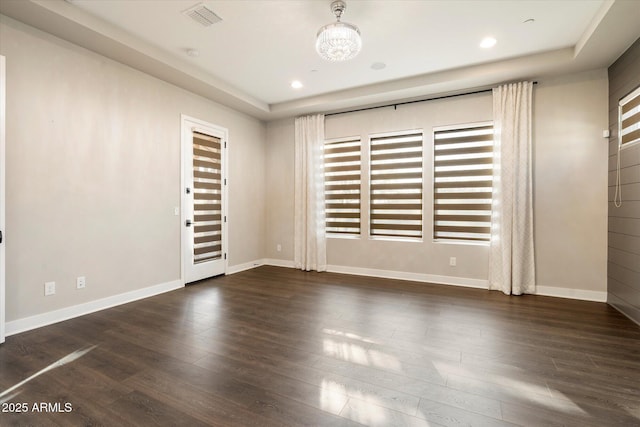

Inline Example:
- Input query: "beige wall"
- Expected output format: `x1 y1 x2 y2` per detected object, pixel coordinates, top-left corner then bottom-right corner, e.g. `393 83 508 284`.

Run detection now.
1 16 266 322
266 69 609 294
265 118 296 262
533 70 609 293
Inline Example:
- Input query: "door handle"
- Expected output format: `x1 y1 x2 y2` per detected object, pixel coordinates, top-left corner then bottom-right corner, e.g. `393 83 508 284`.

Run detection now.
186 219 192 227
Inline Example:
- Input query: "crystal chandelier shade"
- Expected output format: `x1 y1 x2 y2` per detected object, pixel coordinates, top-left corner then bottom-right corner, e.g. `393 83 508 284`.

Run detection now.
316 1 362 62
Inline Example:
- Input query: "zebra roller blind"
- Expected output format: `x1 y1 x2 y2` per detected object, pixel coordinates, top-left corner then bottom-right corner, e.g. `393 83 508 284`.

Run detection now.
433 123 493 242
620 86 640 147
192 131 223 263
369 130 423 239
324 137 361 235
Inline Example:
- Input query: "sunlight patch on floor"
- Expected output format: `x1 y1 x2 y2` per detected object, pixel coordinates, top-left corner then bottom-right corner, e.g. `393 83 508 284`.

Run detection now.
319 379 350 414
0 345 97 400
367 349 404 372
323 338 369 366
432 360 588 416
322 328 378 344
340 397 390 426
0 391 21 405
322 337 404 373
319 379 394 425
321 328 408 373
341 395 437 426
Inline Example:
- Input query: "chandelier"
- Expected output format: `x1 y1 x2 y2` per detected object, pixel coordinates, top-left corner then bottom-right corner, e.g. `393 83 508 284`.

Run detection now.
316 0 362 62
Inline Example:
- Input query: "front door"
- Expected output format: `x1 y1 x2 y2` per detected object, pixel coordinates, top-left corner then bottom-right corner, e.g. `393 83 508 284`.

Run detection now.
181 115 227 284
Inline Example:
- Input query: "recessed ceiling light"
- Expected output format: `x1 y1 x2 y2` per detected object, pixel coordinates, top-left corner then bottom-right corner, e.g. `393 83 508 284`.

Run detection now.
371 62 386 70
291 80 303 89
186 49 200 57
480 37 497 49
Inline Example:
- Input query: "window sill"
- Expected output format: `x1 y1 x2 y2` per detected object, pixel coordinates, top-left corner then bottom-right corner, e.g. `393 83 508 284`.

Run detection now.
327 234 361 240
369 236 423 243
433 239 489 246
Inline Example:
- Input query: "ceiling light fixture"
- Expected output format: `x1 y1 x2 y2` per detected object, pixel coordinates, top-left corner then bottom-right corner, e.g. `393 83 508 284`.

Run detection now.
316 0 362 62
291 80 303 89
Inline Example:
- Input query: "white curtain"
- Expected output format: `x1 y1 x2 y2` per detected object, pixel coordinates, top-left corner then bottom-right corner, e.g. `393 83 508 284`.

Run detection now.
489 82 535 295
294 114 327 272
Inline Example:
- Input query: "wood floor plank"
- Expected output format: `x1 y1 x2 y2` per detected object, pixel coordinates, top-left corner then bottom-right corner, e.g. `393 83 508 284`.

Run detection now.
123 364 285 427
107 390 211 427
1 265 639 426
340 397 442 427
192 339 421 416
416 382 503 419
192 351 351 417
416 399 518 427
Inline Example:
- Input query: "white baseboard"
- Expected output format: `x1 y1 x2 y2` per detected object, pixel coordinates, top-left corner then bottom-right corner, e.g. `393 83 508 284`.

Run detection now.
259 259 489 290
264 258 296 269
227 259 265 275
327 264 489 289
5 279 183 337
535 286 607 302
261 260 606 303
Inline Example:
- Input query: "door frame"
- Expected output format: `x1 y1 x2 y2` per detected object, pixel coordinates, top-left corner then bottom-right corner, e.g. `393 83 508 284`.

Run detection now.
180 114 228 285
1 55 6 343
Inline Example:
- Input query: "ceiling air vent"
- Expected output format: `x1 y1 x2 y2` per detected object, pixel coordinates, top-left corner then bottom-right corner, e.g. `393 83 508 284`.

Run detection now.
183 3 222 27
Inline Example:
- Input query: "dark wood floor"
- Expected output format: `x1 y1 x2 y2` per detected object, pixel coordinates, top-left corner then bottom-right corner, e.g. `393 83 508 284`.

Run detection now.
1 266 639 426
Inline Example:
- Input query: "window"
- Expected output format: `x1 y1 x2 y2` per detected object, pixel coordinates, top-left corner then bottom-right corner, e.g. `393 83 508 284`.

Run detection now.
369 130 423 239
619 86 640 148
324 137 361 236
433 123 493 242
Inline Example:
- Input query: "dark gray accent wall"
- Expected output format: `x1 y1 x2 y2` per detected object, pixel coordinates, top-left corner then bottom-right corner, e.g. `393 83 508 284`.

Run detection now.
608 38 640 325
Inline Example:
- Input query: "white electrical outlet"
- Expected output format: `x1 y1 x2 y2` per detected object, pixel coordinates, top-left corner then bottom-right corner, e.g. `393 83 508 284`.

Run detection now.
44 281 56 296
277 244 282 252
449 257 457 267
77 276 86 289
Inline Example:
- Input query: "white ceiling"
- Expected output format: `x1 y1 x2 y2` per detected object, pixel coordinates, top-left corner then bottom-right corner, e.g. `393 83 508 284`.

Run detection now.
64 0 605 103
1 0 639 120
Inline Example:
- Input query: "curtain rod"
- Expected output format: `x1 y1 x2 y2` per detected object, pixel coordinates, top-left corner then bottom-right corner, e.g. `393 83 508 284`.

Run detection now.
325 82 538 117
